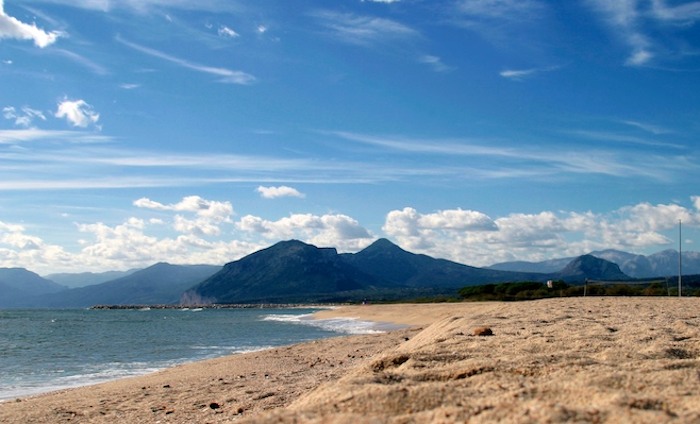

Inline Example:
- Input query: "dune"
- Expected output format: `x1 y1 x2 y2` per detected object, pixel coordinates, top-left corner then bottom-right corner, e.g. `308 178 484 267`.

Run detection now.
2 298 699 423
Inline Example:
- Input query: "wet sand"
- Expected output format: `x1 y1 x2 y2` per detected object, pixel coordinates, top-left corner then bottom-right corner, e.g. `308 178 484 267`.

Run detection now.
2 298 699 423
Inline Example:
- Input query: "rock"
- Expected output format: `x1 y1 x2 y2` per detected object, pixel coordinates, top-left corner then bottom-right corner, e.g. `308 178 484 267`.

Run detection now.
473 327 493 336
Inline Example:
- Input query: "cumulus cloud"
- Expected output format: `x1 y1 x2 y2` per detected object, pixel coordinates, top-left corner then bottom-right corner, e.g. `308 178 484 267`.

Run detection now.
0 220 73 273
134 196 233 236
236 213 374 251
55 99 100 128
2 195 700 274
256 185 305 199
3 106 46 128
382 200 700 267
0 0 61 48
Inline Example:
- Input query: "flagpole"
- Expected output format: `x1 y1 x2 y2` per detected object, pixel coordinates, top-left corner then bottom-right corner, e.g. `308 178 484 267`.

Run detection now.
678 219 682 297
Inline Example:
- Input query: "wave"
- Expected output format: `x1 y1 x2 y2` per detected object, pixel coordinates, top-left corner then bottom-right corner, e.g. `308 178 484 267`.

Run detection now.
262 313 388 335
0 361 163 402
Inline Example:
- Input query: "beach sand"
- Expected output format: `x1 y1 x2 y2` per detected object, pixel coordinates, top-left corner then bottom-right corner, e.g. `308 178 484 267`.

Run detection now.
2 298 700 423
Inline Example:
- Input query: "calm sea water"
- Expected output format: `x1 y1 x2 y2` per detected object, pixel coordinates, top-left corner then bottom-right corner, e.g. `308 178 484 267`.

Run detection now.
0 307 383 401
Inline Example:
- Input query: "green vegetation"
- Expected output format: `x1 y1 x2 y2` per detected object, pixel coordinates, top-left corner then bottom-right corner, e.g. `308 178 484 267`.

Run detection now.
458 279 700 301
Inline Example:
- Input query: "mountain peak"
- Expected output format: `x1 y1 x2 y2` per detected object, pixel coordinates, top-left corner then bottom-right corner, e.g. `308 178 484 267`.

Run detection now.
363 238 403 252
559 255 629 281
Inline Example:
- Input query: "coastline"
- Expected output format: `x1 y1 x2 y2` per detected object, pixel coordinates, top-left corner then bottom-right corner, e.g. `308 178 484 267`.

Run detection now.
2 298 700 423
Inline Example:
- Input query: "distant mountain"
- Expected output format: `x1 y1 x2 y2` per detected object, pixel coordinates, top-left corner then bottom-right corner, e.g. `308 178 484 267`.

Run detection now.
44 269 139 288
25 263 221 308
646 250 700 276
590 249 653 278
0 268 67 307
490 249 700 279
487 257 573 274
184 239 548 304
555 255 629 282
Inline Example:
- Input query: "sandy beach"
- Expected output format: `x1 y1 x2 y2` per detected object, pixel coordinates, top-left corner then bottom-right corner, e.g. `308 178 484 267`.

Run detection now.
2 298 699 423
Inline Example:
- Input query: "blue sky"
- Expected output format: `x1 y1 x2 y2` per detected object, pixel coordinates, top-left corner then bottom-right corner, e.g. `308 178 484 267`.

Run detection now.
1 0 700 274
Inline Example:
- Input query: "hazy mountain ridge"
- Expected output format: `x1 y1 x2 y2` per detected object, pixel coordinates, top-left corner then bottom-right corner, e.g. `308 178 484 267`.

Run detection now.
0 268 67 307
490 249 699 278
44 269 140 288
6 263 221 308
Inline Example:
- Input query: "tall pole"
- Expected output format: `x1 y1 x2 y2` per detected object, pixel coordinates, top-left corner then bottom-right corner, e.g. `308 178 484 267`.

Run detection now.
679 219 682 297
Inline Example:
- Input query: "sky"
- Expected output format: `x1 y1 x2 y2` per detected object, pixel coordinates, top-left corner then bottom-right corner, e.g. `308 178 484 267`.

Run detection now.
1 0 700 275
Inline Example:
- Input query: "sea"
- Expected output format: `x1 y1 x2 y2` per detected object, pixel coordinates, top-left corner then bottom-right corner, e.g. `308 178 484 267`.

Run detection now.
0 307 386 402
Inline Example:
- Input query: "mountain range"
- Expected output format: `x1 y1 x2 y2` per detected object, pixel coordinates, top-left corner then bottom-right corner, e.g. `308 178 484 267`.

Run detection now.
489 249 696 278
181 239 627 304
0 239 696 307
1 264 221 308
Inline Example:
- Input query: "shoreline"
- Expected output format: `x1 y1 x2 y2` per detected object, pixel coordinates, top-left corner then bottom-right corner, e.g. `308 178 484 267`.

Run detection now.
2 298 700 423
0 307 387 404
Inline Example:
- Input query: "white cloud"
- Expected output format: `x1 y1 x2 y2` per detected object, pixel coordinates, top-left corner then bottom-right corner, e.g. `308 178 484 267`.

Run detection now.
311 10 419 46
3 106 46 128
117 36 256 85
621 120 672 135
119 83 141 90
499 68 537 80
419 55 454 73
0 220 74 273
585 0 700 66
2 196 700 274
236 213 374 251
500 65 561 80
383 207 498 251
651 0 700 23
134 196 233 236
0 0 61 48
456 0 544 20
55 99 100 128
218 25 239 38
257 185 305 199
54 49 109 75
0 128 111 144
382 200 700 267
327 130 693 181
30 0 241 14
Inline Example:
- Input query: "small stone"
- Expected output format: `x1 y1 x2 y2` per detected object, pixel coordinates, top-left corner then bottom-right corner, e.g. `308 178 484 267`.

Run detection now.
473 327 493 336
209 402 220 410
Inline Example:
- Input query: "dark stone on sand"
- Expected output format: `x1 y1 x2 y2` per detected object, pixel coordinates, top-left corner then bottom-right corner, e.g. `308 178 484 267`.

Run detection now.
473 327 493 336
